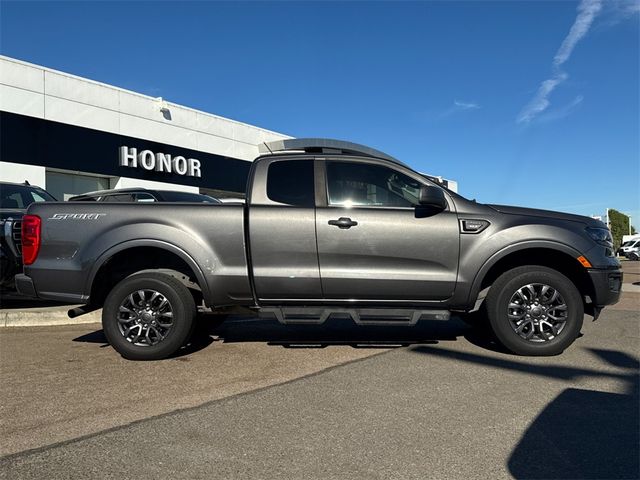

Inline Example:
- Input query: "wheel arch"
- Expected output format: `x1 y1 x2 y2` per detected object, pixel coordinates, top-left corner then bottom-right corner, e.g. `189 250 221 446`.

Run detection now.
86 240 212 307
469 241 595 312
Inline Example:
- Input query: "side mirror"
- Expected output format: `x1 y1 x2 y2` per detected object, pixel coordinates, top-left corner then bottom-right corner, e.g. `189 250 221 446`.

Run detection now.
419 185 447 210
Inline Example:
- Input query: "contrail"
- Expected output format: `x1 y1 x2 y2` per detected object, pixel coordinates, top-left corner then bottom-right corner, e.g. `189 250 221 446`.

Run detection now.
517 0 602 124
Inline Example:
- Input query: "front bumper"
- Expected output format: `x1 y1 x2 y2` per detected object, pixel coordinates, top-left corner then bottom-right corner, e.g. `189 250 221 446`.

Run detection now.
588 268 622 307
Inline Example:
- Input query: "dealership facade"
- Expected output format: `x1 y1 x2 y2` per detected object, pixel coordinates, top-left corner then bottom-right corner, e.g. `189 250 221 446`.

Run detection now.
0 55 456 200
0 55 291 200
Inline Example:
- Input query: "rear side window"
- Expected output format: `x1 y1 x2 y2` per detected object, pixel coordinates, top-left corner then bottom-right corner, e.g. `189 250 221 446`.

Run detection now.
266 160 315 207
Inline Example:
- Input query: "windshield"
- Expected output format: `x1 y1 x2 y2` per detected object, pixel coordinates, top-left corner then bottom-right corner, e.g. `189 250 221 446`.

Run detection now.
0 184 56 209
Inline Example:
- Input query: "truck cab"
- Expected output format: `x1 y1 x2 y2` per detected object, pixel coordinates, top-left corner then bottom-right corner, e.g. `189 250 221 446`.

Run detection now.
247 139 459 303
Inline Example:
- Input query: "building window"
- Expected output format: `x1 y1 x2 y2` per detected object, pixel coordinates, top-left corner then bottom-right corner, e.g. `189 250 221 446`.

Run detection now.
45 171 110 201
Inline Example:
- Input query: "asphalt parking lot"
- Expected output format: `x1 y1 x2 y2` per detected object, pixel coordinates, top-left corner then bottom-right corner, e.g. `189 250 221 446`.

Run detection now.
1 262 638 479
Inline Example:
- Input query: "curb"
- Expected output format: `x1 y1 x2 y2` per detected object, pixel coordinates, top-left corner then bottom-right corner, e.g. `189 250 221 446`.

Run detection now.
0 306 102 327
621 284 640 293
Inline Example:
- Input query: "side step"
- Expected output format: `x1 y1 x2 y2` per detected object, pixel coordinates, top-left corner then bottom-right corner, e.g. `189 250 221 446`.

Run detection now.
258 307 450 326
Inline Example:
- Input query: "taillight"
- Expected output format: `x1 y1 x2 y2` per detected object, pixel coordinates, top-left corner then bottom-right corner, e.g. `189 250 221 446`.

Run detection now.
21 215 41 265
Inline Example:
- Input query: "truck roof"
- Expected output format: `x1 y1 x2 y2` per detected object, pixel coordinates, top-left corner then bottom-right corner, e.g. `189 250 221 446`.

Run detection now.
259 138 411 169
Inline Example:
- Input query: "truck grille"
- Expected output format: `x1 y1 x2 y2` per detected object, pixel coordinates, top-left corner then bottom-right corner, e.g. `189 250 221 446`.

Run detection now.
11 219 22 257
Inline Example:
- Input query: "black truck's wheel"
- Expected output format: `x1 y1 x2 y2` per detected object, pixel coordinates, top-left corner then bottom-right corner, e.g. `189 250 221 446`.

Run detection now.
102 272 196 360
486 266 583 356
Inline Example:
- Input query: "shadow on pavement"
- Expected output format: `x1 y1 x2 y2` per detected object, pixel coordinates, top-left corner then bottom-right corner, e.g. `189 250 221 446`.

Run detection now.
72 328 215 359
74 315 474 356
208 315 464 349
412 345 640 479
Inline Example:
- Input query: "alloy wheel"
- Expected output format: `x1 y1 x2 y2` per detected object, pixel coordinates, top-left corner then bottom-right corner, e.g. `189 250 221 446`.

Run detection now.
507 283 568 343
116 289 174 346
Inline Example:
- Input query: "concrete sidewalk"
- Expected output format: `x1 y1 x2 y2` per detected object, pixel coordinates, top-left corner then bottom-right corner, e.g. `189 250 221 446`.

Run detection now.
0 304 101 327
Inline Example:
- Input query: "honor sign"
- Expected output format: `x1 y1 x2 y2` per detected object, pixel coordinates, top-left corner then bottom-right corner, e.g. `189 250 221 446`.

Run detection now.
119 146 202 178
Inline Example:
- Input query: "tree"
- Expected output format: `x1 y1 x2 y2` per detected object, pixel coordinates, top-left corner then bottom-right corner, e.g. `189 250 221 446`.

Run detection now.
607 209 633 250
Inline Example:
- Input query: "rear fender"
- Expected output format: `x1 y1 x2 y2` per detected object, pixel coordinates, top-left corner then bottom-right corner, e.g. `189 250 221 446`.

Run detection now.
86 239 212 305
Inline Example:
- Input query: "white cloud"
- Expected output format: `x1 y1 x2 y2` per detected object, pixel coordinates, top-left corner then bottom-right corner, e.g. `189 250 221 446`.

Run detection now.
453 100 481 110
517 72 568 123
599 0 640 27
438 99 481 118
536 95 585 123
553 0 603 68
517 0 602 124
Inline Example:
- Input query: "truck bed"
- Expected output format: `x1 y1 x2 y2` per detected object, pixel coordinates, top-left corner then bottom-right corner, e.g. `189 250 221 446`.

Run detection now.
23 202 251 305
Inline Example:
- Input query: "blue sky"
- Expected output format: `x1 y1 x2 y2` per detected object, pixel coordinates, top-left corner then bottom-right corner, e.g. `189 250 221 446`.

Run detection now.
2 1 638 224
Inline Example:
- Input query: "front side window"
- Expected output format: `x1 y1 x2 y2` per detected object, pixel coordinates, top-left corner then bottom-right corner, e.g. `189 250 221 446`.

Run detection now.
326 162 422 207
266 160 315 207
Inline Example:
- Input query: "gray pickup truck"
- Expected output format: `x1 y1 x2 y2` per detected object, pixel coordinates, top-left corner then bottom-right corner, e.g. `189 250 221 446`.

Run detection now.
16 139 622 360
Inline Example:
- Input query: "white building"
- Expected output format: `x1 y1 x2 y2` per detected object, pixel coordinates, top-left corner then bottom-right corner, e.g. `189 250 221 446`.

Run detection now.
0 55 290 200
0 55 457 199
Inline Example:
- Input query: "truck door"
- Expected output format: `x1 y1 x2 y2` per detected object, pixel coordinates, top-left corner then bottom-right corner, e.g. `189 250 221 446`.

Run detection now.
248 158 322 300
315 159 460 301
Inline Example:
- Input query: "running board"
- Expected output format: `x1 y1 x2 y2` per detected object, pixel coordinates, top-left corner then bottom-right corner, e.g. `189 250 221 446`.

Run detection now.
258 307 450 326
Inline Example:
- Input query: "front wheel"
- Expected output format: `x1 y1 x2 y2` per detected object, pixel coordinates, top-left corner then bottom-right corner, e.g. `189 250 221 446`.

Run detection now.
102 272 196 360
486 266 583 356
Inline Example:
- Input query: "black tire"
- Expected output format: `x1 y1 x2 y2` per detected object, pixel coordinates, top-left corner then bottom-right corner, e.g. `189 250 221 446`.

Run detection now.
486 266 583 356
102 272 196 360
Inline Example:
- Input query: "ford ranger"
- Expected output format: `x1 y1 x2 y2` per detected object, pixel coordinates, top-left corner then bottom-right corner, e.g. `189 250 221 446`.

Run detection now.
15 139 622 360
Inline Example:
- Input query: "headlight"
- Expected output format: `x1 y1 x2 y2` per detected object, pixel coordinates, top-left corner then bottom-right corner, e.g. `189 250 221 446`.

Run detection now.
585 227 613 246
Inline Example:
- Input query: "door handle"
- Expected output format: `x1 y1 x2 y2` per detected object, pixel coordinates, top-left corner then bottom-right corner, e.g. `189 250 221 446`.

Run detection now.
328 217 358 229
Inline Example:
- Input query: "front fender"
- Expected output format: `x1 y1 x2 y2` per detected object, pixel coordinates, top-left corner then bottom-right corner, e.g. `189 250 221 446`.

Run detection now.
451 217 595 309
466 240 584 306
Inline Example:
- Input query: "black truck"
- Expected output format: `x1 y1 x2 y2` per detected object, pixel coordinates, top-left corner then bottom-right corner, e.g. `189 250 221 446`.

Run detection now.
16 139 622 360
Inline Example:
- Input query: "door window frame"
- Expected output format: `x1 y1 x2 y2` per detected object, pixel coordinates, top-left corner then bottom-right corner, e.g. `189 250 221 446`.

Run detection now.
248 156 320 208
316 157 451 212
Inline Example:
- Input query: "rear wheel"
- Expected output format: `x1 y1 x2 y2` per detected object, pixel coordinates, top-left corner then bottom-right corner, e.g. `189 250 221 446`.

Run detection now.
486 266 583 356
102 272 196 360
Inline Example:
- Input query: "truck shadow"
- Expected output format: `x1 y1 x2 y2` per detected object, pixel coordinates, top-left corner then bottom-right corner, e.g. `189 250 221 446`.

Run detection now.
411 345 640 479
204 315 466 350
73 315 481 357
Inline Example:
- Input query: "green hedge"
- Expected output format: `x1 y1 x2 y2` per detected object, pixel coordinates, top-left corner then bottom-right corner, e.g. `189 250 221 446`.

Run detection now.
608 209 636 250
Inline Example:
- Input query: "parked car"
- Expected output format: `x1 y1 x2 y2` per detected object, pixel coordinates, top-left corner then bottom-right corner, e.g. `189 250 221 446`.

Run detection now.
16 138 622 360
68 188 220 203
618 240 640 258
0 181 57 290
